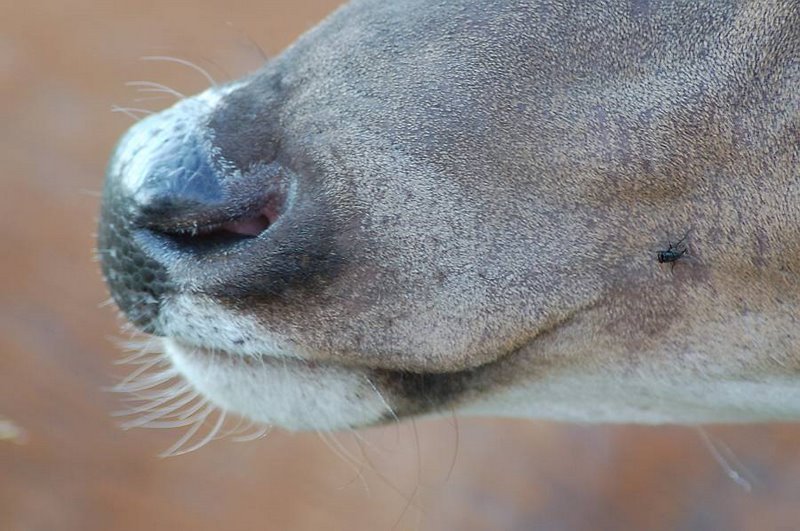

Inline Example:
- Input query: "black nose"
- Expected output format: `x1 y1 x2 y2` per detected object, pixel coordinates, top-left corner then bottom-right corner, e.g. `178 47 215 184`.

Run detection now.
97 200 170 334
97 102 284 334
129 124 225 228
97 108 222 333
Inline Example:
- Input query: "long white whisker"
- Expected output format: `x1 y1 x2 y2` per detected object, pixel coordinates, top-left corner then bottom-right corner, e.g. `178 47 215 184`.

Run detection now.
108 333 277 456
232 424 272 443
174 396 213 420
111 105 153 116
119 392 201 429
169 410 227 456
696 427 755 492
160 403 215 457
133 95 172 103
141 55 217 87
125 80 185 99
365 376 399 423
114 351 158 365
113 385 192 416
118 382 189 402
97 297 116 309
136 418 205 429
117 356 169 387
116 354 163 367
217 415 246 439
113 340 160 364
111 370 179 393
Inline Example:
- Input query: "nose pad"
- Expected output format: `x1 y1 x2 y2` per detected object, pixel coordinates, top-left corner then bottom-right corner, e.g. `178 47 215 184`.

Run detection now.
98 112 229 333
98 105 287 334
114 108 228 232
119 112 282 247
135 131 226 229
98 214 170 334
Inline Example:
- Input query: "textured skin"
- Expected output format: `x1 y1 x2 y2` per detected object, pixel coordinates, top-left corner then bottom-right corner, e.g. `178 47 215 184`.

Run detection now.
98 0 800 429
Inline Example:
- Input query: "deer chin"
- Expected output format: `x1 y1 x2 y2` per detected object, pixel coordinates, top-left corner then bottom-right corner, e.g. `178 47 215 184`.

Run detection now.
163 338 392 431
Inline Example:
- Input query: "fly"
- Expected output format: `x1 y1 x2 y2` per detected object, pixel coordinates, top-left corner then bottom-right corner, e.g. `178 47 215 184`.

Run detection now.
657 232 689 271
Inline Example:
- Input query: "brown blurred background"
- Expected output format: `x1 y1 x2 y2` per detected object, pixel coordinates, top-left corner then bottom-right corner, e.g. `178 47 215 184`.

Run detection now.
2 1 800 530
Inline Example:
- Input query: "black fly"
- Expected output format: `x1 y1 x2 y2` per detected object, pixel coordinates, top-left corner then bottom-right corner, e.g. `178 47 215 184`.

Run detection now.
657 233 689 271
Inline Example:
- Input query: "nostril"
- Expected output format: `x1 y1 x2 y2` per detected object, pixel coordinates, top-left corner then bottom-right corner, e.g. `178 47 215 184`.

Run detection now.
222 211 271 237
148 217 264 252
222 196 284 236
144 192 285 253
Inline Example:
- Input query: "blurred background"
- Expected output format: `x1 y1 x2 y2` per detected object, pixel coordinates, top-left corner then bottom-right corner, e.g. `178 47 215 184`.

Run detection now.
2 1 800 529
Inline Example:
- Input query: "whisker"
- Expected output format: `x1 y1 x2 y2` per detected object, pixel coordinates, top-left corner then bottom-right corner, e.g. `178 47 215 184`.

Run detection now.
118 382 189 402
137 418 204 429
341 434 372 494
118 392 200 429
696 427 756 492
118 337 159 350
445 407 460 482
113 384 193 416
110 107 143 121
216 414 247 440
160 403 215 457
112 337 160 358
231 424 272 443
172 410 225 456
225 21 268 62
133 95 172 103
317 431 369 493
348 432 422 512
117 356 169 387
141 55 217 87
111 369 179 393
349 428 381 454
392 419 423 531
125 80 186 99
135 397 210 428
108 333 273 456
111 105 154 118
175 396 213 420
169 410 227 456
97 297 117 309
365 376 399 424
116 354 163 367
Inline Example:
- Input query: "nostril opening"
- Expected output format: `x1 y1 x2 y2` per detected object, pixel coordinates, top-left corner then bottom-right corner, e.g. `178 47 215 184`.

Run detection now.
143 195 284 254
221 210 272 237
155 212 270 250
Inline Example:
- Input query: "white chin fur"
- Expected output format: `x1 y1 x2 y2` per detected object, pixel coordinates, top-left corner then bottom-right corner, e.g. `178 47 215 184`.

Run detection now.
163 338 389 431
